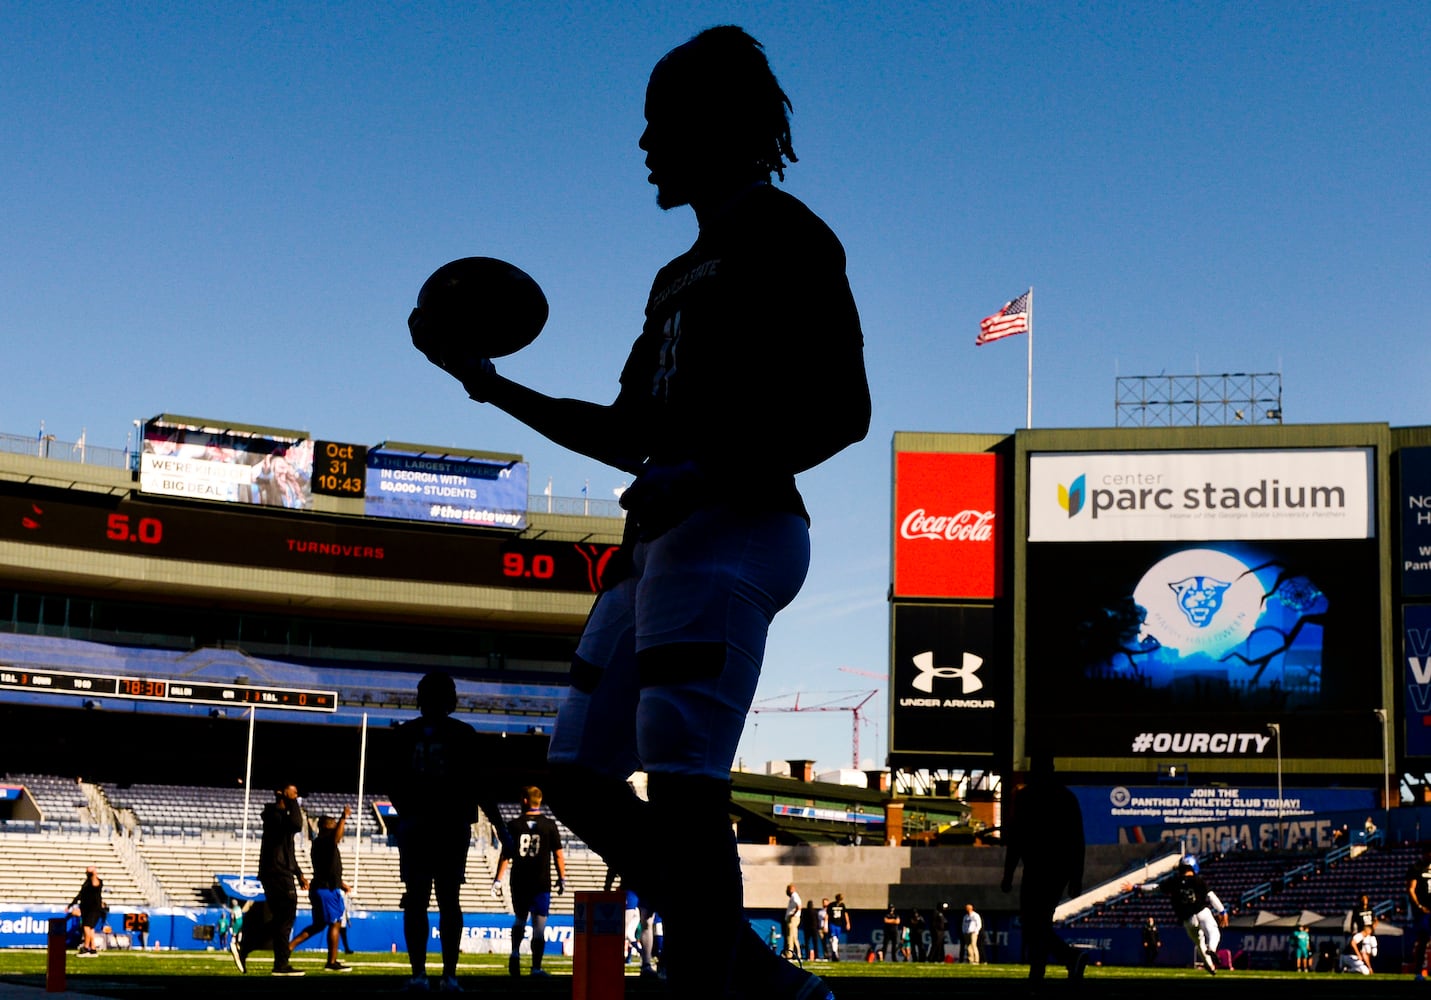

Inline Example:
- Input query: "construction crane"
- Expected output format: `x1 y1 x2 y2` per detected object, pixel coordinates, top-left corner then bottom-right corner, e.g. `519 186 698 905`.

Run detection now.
840 666 999 803
749 688 879 770
838 665 886 684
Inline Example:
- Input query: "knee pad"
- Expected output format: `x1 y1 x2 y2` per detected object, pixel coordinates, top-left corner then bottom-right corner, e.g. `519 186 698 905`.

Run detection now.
637 643 753 776
645 771 732 817
637 640 726 686
569 653 604 694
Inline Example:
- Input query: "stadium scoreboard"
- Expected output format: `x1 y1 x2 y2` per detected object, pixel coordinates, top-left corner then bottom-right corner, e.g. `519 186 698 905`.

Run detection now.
0 667 337 713
0 488 621 593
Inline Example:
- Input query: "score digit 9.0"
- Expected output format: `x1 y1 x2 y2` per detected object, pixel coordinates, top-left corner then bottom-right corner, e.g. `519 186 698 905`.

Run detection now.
501 551 555 580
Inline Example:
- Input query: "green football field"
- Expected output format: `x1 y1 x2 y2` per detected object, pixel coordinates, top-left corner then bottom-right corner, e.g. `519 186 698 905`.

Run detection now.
0 950 1419 998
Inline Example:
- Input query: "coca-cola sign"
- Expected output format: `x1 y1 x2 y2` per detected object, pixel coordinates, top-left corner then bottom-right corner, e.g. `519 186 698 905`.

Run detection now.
893 452 1003 598
900 508 995 543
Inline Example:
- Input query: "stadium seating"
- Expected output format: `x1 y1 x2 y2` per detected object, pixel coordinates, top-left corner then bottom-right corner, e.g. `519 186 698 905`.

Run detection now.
0 773 605 914
0 831 146 908
10 771 1414 928
1066 842 1418 929
5 772 104 833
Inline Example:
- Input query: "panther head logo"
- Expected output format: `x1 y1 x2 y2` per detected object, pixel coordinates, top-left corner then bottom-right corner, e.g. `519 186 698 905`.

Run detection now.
1168 576 1231 628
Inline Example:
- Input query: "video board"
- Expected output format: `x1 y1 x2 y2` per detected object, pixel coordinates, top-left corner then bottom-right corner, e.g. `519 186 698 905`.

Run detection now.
140 418 313 509
1024 448 1381 764
0 667 336 713
1405 604 1431 757
364 449 529 531
0 484 618 594
1401 446 1431 597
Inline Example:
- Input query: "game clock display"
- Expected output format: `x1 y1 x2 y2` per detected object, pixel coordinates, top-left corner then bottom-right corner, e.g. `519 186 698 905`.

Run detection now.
311 440 367 497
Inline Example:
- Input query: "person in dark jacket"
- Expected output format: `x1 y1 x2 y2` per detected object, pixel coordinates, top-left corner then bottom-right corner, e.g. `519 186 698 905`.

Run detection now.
1141 917 1161 966
232 784 308 976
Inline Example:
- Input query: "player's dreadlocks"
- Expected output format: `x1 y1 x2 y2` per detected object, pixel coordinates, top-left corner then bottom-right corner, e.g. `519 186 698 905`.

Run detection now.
678 25 798 180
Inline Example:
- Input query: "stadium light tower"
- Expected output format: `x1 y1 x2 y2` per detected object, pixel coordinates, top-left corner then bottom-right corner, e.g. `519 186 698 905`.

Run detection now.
1267 722 1282 849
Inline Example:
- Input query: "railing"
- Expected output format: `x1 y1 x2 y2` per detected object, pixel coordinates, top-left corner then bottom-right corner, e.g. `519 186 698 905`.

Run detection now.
112 826 172 908
0 429 625 518
1239 859 1320 907
1056 841 1184 924
0 430 132 470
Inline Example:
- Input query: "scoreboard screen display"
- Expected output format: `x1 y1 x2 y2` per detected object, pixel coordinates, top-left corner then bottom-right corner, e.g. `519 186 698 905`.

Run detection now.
0 484 622 594
0 667 337 713
1024 537 1381 760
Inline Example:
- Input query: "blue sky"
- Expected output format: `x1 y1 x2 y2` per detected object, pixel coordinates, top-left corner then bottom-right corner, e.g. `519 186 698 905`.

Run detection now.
4 2 1428 773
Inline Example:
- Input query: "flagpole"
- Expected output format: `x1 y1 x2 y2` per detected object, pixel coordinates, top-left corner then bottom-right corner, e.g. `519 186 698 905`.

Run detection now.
1025 286 1034 429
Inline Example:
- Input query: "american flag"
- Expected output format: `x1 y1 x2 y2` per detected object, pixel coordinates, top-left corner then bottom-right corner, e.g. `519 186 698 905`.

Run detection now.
976 290 1031 345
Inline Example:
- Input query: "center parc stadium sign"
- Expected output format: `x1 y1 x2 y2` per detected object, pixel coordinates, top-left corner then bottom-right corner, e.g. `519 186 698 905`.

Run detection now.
1028 448 1374 542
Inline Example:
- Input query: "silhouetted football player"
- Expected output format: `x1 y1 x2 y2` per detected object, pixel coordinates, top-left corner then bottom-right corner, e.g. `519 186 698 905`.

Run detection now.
414 25 868 1000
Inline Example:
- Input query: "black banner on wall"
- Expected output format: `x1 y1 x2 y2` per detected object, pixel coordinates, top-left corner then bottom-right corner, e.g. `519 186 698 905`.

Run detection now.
889 602 1006 764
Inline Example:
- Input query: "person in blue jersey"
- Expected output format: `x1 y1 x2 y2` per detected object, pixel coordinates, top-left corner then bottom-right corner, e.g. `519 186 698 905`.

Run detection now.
411 24 868 1000
288 807 352 973
232 785 307 977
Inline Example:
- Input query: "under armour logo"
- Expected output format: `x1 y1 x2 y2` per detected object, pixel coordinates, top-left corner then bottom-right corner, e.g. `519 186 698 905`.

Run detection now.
911 651 983 694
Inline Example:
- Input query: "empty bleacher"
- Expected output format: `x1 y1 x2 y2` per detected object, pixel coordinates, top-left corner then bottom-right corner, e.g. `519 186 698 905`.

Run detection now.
0 831 147 908
0 773 607 913
99 782 395 840
3 772 103 833
1239 842 1420 921
1067 840 1418 929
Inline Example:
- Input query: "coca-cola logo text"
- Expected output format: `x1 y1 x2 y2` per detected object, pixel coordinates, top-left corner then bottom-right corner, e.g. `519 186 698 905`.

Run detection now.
899 509 994 542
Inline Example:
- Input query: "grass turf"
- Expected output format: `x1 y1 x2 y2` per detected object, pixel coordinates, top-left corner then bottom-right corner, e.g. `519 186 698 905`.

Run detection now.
0 951 1418 997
